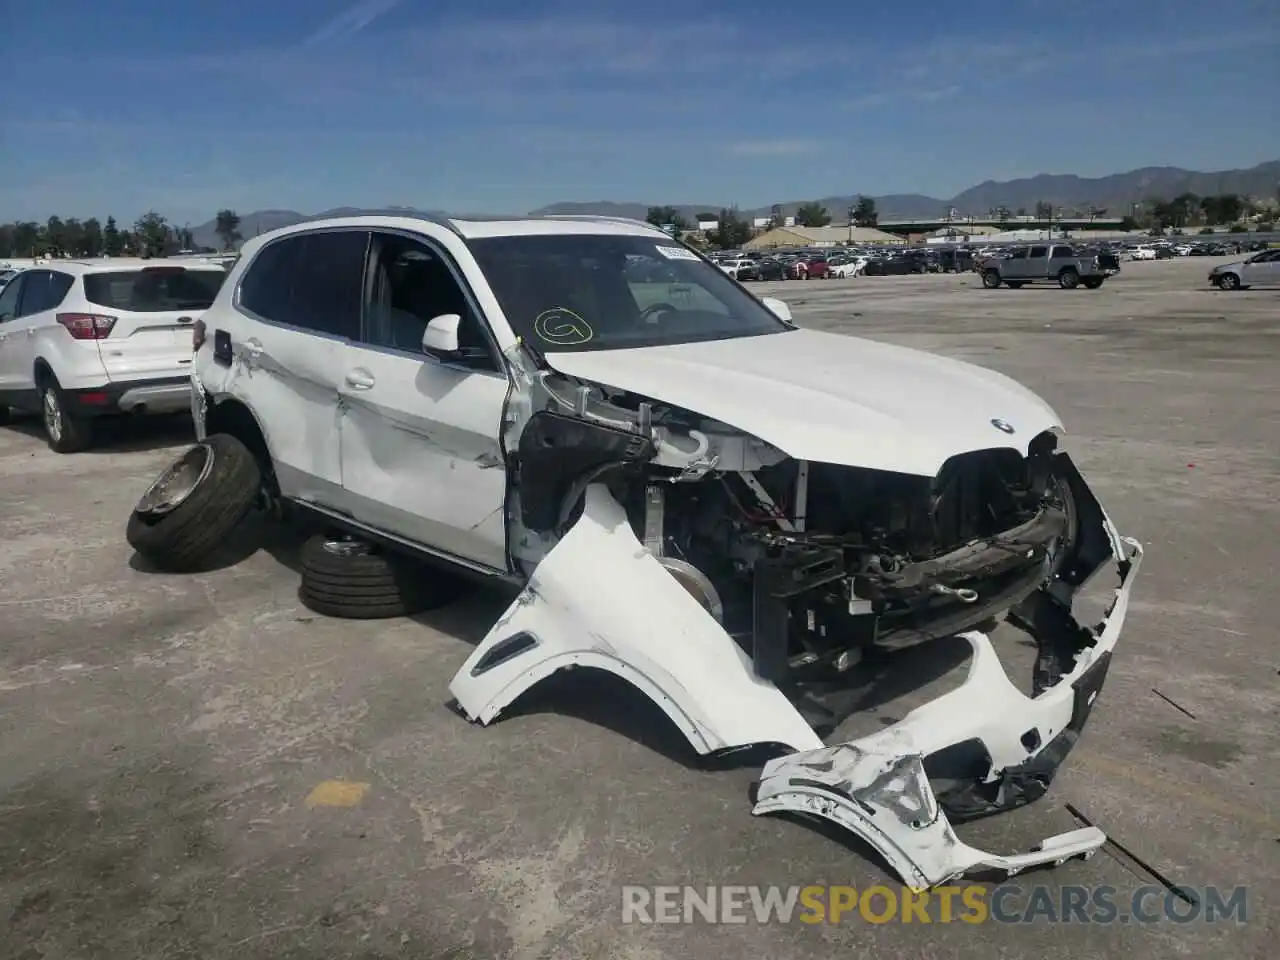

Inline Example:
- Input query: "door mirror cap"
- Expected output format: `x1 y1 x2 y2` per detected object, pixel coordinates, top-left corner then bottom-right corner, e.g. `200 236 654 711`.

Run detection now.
423 313 461 357
761 296 792 323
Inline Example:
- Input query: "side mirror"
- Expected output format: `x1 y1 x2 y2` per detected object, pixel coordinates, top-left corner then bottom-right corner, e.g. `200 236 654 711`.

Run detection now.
422 313 461 358
761 296 792 323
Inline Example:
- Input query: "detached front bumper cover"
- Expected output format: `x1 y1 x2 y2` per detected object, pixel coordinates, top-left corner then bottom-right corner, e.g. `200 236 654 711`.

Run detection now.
753 533 1142 890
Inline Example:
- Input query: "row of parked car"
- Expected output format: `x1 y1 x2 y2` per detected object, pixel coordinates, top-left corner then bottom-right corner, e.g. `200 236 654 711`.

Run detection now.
1124 238 1265 260
710 246 978 281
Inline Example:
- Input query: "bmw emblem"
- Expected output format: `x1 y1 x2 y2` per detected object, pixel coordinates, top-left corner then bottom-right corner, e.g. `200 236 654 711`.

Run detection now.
991 418 1015 434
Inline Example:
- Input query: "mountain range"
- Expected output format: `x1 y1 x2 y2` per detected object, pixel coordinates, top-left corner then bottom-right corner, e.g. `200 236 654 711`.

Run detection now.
188 160 1280 248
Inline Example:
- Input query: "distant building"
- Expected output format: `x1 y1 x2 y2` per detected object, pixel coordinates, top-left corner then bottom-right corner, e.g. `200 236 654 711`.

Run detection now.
745 225 905 249
924 224 1002 244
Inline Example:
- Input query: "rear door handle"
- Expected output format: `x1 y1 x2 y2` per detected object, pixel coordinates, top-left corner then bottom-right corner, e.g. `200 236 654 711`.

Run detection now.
345 369 375 390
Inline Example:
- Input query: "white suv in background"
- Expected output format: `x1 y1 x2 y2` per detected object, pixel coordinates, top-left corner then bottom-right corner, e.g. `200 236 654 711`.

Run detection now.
0 259 228 451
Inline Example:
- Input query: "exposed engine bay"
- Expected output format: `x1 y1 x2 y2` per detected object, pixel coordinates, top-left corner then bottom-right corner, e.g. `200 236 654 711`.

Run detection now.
509 377 1075 689
453 359 1142 890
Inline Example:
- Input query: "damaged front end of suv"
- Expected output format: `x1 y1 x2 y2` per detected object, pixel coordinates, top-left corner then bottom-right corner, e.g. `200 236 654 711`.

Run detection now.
449 333 1141 891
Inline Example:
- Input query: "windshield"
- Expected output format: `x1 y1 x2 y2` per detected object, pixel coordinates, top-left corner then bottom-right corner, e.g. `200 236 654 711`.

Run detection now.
466 234 789 352
84 268 226 312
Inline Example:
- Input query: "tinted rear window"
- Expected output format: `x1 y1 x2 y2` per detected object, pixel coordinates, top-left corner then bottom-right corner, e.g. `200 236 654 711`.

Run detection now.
83 268 227 312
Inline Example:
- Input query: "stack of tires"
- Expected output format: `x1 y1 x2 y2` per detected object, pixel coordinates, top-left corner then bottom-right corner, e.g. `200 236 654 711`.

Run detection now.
126 434 462 619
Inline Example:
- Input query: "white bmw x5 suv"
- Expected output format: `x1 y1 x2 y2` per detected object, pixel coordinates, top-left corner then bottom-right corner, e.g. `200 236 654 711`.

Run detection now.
128 212 1141 890
0 258 228 451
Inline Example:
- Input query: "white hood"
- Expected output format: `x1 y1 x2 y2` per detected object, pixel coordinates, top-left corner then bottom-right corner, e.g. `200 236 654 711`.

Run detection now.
543 329 1061 477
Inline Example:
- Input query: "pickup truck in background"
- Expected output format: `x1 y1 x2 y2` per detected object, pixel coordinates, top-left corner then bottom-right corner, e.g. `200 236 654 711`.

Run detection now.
980 243 1119 289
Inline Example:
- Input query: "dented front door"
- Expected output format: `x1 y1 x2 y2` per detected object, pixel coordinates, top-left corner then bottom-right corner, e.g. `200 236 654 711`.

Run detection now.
336 230 510 571
337 346 509 570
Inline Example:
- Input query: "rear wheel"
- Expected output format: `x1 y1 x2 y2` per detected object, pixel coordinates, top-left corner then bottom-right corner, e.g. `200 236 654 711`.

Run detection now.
981 270 1002 288
1058 268 1080 289
298 535 464 619
39 378 92 453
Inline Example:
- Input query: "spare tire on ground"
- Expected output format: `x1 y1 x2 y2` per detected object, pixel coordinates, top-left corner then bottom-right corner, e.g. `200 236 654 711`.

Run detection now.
126 433 261 572
298 535 464 619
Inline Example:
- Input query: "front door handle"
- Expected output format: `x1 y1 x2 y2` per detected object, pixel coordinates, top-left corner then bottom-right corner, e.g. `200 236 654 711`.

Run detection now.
242 338 263 359
345 369 375 390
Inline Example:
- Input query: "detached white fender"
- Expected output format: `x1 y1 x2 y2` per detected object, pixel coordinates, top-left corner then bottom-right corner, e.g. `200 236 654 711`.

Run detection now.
448 484 823 755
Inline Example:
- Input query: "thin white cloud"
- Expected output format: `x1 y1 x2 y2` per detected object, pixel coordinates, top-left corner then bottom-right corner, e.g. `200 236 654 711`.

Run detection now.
841 86 961 110
914 85 960 102
302 0 401 48
726 139 822 157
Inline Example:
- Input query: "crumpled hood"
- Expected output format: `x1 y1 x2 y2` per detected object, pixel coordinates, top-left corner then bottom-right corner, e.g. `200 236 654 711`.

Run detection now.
543 328 1062 477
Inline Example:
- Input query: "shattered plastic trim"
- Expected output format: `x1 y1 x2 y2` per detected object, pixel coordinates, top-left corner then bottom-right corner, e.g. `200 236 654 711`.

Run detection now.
190 370 207 441
448 470 1142 892
752 533 1142 890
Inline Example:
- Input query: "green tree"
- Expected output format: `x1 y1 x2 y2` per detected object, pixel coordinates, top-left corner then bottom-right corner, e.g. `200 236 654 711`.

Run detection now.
81 218 103 257
1172 192 1200 226
1034 200 1052 220
215 209 243 251
44 216 67 255
61 218 86 256
645 206 688 236
851 196 878 228
1200 194 1242 226
134 211 170 257
1119 215 1138 232
12 222 41 256
708 208 752 250
103 216 123 256
795 201 831 227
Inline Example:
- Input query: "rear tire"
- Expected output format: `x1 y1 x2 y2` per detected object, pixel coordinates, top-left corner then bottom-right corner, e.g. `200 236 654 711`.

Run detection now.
126 433 261 571
298 535 464 619
1058 268 1080 289
981 270 1002 288
39 379 93 453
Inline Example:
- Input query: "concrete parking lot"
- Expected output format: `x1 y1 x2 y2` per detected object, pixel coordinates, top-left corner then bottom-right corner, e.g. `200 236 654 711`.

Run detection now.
1 256 1275 958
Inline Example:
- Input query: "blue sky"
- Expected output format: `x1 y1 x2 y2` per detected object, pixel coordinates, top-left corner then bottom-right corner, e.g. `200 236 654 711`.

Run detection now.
2 0 1276 224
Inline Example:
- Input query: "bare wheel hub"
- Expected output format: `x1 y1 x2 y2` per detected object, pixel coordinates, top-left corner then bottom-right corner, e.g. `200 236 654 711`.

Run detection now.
136 443 215 515
322 538 372 558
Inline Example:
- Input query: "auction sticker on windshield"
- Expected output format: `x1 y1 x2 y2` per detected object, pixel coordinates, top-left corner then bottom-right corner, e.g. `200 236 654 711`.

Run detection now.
655 245 700 261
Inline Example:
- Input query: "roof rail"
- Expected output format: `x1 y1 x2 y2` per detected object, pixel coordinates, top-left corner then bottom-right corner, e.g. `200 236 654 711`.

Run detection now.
541 214 662 231
301 208 464 237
